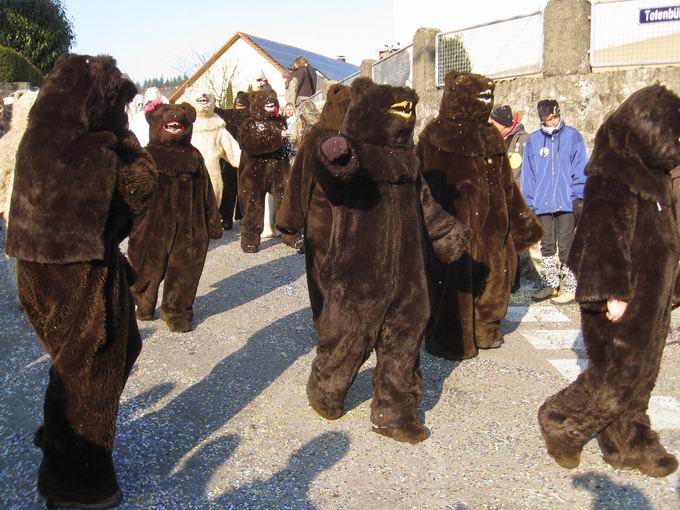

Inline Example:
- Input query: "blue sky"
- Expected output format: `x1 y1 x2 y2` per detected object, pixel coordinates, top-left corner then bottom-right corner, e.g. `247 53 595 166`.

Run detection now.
63 0 548 82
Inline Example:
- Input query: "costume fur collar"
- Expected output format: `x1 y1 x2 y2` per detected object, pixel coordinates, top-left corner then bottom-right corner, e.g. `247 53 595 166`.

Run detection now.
419 117 506 157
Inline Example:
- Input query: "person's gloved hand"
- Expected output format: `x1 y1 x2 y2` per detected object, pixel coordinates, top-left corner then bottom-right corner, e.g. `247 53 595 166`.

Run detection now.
320 136 349 163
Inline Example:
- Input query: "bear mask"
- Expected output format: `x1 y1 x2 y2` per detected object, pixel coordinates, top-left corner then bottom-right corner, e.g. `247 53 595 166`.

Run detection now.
146 103 196 146
439 71 495 122
341 77 418 148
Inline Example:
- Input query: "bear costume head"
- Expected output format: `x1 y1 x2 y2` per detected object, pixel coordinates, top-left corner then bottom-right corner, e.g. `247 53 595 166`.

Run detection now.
316 84 351 131
342 77 418 148
30 54 137 134
234 91 250 117
182 87 217 117
603 84 680 173
249 89 280 120
145 102 196 146
439 71 495 122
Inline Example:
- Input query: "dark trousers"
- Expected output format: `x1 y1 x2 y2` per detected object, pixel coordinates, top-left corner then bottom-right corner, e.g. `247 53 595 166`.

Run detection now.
17 253 141 501
219 161 240 225
538 212 575 265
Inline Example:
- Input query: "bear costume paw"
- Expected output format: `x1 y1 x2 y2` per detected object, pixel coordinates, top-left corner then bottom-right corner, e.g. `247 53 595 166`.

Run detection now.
372 423 430 444
538 403 583 469
602 441 679 478
431 222 471 264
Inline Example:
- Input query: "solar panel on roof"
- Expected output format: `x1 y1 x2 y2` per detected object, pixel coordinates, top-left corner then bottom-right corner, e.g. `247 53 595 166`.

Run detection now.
244 33 359 82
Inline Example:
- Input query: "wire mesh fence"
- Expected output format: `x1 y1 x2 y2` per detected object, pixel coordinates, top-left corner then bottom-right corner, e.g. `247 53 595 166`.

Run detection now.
435 12 543 86
371 45 413 87
591 0 680 67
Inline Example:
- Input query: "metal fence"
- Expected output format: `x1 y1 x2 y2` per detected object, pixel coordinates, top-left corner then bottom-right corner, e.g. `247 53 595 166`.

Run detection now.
591 0 680 67
305 71 360 110
435 12 543 86
371 45 414 87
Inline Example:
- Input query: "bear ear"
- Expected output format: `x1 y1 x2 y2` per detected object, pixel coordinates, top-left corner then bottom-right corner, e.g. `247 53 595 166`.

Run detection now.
350 77 374 98
444 71 462 89
180 102 197 122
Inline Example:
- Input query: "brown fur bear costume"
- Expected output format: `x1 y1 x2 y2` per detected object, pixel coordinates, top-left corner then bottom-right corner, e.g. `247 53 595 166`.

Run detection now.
538 84 680 478
417 71 543 360
215 91 248 228
277 84 352 318
5 54 157 507
128 102 222 333
237 89 302 252
286 78 470 443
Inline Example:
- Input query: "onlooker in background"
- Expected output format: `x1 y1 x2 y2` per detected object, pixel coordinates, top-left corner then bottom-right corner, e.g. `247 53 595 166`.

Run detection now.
129 87 168 146
256 71 275 94
489 105 529 182
521 99 587 305
490 104 536 292
285 56 318 106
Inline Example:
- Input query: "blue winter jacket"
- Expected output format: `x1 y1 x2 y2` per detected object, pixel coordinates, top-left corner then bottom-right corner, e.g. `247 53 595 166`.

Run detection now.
520 123 588 215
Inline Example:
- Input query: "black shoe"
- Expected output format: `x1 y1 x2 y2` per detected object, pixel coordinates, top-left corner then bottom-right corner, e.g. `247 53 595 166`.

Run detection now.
46 489 123 509
221 219 233 230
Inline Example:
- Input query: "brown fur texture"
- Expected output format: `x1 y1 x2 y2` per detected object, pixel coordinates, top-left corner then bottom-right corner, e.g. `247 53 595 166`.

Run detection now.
237 90 300 251
6 54 157 504
295 78 470 442
418 71 543 360
128 103 222 332
539 84 680 477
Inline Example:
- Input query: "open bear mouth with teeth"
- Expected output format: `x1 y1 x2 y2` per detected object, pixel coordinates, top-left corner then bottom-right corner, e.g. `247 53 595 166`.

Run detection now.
388 100 414 119
163 121 185 135
264 102 276 113
196 96 209 106
477 89 493 104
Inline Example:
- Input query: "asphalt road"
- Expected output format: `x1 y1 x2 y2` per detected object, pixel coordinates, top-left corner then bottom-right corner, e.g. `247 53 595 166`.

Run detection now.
1 225 679 509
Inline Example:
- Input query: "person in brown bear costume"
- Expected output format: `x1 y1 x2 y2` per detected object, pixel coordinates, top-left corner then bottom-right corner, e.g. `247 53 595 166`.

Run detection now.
284 77 471 443
128 101 223 333
5 54 157 508
417 71 543 360
237 89 302 252
215 91 249 229
538 84 680 478
277 84 352 318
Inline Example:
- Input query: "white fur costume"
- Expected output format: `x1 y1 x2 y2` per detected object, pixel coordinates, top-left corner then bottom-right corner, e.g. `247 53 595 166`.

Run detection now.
180 87 240 206
129 87 167 147
0 89 38 305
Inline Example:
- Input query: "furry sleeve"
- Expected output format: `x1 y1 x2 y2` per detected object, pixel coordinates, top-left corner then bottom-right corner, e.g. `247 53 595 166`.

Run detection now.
276 146 309 235
238 119 286 156
418 173 471 263
115 129 157 215
502 154 543 252
220 128 241 168
567 175 637 304
200 155 223 240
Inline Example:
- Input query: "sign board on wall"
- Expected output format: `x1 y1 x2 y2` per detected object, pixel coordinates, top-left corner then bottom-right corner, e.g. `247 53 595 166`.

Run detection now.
639 6 680 23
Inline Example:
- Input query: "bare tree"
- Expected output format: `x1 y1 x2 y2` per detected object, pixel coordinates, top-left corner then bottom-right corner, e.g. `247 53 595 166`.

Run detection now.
172 49 239 108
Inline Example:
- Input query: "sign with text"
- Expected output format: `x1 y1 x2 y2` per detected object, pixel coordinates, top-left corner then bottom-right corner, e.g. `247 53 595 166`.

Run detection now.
640 6 680 23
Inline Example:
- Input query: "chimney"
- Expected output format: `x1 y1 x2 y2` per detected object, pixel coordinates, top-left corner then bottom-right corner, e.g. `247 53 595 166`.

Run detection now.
336 55 346 62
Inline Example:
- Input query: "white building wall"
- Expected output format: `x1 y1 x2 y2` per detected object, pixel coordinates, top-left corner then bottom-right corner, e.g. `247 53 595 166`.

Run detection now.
193 38 288 106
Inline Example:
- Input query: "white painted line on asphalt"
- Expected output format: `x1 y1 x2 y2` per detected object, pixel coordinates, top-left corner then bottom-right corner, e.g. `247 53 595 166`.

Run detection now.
522 329 584 350
548 358 588 382
547 362 680 431
505 306 570 323
649 396 680 430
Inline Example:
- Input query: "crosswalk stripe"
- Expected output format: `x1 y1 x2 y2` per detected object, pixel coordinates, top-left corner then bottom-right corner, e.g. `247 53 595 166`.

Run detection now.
522 329 584 350
505 306 570 323
548 358 588 382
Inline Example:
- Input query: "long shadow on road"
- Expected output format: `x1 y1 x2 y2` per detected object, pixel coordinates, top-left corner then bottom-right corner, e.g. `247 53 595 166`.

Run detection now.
193 253 305 326
572 472 652 510
115 308 317 507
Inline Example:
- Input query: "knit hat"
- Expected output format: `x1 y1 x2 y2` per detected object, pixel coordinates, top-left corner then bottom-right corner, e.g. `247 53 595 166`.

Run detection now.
537 99 560 122
490 105 513 127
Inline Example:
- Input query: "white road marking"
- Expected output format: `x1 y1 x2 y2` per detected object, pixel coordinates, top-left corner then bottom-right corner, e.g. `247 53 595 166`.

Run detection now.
522 329 584 350
505 306 570 323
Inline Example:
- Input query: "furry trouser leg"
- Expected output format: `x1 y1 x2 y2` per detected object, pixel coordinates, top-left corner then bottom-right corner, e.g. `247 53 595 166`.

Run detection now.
560 264 577 294
474 250 515 348
237 168 267 249
538 309 671 473
307 312 375 419
17 254 141 502
425 253 477 360
160 237 208 332
539 255 561 289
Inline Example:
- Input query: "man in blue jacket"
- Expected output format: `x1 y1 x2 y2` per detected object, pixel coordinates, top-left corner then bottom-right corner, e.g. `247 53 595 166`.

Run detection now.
521 99 587 304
